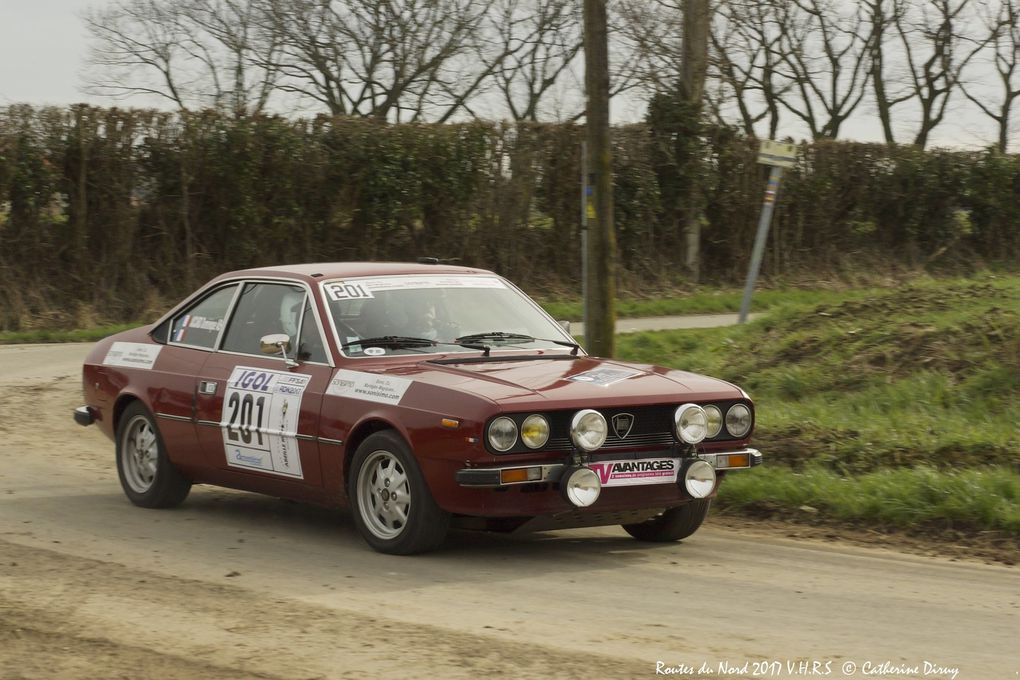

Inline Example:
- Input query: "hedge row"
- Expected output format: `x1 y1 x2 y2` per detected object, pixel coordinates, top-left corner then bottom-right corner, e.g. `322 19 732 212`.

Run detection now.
1 105 1018 329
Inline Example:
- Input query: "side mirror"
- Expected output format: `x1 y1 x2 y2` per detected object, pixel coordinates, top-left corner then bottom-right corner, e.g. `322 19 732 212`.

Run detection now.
558 320 571 334
260 333 297 366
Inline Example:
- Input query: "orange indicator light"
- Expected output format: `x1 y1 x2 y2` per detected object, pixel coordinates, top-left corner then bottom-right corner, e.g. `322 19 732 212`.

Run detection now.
500 468 530 484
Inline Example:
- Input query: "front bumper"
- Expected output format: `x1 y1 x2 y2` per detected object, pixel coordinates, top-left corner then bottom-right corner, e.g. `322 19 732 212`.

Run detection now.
456 447 762 488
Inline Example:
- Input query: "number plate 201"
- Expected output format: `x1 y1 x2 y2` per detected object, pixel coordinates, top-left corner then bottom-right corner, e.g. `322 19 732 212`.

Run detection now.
220 367 311 478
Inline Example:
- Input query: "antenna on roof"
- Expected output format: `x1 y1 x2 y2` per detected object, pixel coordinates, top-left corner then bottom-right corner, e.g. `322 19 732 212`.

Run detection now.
417 257 440 265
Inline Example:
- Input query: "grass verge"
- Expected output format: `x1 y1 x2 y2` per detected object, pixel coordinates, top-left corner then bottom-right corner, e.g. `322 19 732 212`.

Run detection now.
718 465 1020 534
0 324 138 344
539 286 885 321
616 275 1020 538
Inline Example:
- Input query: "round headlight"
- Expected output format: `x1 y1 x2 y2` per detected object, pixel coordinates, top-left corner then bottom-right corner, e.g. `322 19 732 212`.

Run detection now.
704 405 723 439
570 409 608 451
487 416 518 452
520 414 550 449
725 403 753 438
684 460 717 498
674 403 708 444
562 467 601 507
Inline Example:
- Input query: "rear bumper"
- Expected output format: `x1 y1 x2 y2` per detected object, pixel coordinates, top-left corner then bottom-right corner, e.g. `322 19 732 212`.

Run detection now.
73 406 95 427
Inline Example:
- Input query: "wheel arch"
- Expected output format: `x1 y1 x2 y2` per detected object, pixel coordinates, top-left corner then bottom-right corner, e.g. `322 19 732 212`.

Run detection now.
113 392 146 433
343 418 406 487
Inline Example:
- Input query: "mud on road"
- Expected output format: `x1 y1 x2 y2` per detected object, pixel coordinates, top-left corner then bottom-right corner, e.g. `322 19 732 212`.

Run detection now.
1 343 1018 679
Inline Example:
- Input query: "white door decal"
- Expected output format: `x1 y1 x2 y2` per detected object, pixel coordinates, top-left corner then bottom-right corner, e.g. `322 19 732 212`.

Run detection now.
221 366 311 479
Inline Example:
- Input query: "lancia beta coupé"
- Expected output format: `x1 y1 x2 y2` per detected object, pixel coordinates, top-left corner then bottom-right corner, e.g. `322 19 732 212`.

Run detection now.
76 262 762 554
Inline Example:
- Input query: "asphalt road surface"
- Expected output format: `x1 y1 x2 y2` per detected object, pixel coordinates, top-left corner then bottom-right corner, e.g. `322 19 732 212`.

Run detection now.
1 343 1017 679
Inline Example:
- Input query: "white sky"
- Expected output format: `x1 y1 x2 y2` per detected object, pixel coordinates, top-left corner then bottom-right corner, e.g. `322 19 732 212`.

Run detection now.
0 0 1006 150
0 0 100 107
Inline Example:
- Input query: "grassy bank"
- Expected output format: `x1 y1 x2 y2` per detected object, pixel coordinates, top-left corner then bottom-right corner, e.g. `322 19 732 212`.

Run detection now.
616 275 1020 536
537 286 884 321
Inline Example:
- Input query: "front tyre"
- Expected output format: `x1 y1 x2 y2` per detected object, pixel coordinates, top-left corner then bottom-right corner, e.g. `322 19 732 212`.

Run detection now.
349 431 450 555
622 499 711 542
116 401 191 508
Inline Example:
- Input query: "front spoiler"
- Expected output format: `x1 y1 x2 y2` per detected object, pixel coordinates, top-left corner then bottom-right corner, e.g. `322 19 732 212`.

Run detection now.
456 447 762 488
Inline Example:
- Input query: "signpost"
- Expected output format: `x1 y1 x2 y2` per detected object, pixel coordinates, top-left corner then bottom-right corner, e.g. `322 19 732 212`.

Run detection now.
738 140 797 324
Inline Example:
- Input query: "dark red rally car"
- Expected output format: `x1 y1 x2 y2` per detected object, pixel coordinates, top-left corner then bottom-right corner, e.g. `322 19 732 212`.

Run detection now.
76 262 762 554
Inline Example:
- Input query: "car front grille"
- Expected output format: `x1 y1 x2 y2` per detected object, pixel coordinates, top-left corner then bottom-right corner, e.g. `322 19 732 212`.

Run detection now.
545 406 678 452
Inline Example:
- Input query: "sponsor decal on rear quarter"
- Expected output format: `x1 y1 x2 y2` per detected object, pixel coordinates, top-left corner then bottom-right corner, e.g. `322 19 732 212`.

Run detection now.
103 342 163 370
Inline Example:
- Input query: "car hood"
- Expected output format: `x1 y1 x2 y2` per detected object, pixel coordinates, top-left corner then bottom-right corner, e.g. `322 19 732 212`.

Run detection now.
385 354 744 409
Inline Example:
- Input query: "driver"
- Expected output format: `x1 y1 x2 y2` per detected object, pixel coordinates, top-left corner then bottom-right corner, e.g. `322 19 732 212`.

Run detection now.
279 290 304 347
402 296 439 340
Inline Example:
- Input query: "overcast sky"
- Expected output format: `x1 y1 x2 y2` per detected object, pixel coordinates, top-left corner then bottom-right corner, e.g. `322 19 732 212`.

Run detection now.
0 0 100 107
0 0 1005 150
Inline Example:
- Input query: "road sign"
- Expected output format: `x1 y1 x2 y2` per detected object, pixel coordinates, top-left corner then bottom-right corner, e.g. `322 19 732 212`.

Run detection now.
740 138 797 323
757 140 797 168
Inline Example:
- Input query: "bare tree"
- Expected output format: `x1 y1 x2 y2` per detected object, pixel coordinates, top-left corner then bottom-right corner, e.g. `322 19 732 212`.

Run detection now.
708 0 792 137
84 0 280 116
861 0 911 143
84 0 193 109
613 0 684 94
258 0 490 122
776 0 872 139
183 0 281 117
960 0 1017 152
483 0 583 121
894 0 987 148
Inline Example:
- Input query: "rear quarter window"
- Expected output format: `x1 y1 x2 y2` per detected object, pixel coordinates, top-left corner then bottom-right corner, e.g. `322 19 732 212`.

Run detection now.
169 284 239 349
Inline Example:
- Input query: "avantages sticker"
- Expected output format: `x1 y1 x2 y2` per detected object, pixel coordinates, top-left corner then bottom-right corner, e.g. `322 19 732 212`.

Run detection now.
589 458 680 487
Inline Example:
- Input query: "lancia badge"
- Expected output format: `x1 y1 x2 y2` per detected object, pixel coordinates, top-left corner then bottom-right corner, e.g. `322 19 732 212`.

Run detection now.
612 413 634 439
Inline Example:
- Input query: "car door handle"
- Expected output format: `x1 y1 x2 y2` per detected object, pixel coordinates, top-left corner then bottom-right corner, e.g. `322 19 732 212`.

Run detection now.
199 381 218 395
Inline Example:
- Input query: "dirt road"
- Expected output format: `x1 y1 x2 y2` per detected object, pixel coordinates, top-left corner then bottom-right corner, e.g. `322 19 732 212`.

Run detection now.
1 344 1017 679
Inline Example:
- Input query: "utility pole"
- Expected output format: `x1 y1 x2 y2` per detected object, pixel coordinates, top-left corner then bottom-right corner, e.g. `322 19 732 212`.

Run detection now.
681 0 710 282
583 0 616 357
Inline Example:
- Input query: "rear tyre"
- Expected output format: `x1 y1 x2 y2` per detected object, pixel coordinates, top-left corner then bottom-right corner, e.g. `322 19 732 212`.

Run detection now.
349 430 450 555
116 402 191 508
622 499 711 542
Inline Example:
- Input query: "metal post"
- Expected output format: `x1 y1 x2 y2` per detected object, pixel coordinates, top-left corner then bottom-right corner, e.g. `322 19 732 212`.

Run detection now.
738 164 784 324
580 141 589 346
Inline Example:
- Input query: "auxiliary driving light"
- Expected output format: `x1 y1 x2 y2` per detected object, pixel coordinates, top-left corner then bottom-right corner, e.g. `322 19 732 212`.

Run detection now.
674 403 709 444
561 466 602 507
570 409 608 451
683 460 717 499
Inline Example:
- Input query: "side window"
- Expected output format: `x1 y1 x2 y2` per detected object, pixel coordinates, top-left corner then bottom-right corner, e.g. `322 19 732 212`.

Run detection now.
298 298 328 363
222 282 305 357
169 284 239 349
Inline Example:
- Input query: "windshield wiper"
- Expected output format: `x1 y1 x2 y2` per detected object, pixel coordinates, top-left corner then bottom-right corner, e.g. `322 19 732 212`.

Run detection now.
454 331 580 356
342 336 435 350
341 336 489 354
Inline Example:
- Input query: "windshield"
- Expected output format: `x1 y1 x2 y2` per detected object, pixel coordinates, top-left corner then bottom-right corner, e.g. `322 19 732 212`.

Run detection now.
321 275 575 357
